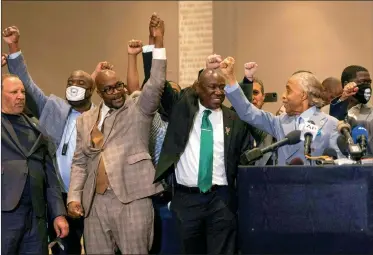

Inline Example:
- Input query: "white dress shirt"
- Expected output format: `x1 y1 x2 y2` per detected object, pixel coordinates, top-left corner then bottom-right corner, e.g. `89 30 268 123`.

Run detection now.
175 101 227 187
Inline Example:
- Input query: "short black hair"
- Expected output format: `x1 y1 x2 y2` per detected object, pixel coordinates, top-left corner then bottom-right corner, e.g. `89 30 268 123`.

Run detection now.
341 65 368 87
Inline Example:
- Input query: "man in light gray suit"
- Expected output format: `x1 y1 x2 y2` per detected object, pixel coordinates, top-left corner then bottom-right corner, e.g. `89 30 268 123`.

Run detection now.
221 57 343 165
67 14 166 254
2 26 110 254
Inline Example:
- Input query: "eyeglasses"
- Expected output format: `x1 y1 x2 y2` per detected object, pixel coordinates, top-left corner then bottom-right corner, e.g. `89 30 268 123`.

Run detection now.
99 82 125 95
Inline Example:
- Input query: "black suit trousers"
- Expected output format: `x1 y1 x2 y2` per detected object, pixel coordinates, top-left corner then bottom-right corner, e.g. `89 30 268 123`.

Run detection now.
170 185 237 254
1 179 48 255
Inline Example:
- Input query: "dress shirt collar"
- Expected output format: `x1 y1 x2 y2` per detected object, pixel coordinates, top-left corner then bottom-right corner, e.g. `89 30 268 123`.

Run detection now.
198 100 222 114
298 106 317 122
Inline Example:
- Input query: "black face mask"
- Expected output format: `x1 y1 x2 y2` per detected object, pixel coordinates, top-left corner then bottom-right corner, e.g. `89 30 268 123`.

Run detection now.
353 83 371 104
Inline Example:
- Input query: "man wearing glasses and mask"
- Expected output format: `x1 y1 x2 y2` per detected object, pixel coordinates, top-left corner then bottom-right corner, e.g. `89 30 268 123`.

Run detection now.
2 26 111 255
67 14 166 254
330 65 372 154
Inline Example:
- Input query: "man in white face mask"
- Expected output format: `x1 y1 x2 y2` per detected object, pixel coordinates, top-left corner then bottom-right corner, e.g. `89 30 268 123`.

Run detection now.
2 25 111 255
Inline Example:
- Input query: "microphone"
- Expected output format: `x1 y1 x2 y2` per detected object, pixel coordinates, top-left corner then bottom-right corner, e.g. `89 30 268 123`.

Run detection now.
316 148 338 165
288 157 304 165
301 120 318 156
337 135 349 157
351 126 368 156
241 130 302 164
337 121 362 159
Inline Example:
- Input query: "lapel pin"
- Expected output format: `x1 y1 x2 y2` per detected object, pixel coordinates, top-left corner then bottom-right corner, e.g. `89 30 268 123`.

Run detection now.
225 127 231 136
320 119 325 126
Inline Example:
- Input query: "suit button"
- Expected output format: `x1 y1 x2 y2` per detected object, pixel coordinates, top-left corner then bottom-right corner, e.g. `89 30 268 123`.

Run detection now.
24 172 27 176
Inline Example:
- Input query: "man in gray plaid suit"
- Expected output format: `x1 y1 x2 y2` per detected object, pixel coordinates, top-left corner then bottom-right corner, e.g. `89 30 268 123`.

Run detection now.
67 14 166 254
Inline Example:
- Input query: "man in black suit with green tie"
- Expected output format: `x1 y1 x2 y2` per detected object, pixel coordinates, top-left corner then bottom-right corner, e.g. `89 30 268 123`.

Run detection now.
154 55 251 254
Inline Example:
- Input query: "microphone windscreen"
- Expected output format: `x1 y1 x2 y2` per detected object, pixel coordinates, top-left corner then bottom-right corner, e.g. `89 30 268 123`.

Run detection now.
322 148 338 160
337 121 351 134
351 126 369 143
289 157 304 165
337 135 349 156
285 130 302 145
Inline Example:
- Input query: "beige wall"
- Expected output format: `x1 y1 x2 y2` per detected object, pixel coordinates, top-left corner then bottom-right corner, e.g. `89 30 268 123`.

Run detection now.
1 1 178 105
2 1 373 113
214 1 373 113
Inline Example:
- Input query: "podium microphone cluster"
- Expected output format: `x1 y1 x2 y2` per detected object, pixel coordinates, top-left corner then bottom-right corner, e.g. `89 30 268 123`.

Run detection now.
337 121 362 160
241 130 302 164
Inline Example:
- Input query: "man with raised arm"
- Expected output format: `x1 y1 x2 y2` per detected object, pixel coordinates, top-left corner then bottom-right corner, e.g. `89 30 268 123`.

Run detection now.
67 14 166 254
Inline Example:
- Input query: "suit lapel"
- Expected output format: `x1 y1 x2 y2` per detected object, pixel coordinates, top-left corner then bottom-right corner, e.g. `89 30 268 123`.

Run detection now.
222 106 234 170
102 100 130 147
284 110 328 161
22 114 44 157
1 114 27 156
282 115 301 160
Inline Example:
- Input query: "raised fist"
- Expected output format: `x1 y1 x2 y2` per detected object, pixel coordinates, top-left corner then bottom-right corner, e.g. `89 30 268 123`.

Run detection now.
206 54 222 69
150 13 165 38
340 82 358 101
220 57 235 77
244 62 258 79
128 39 143 55
95 61 113 73
1 53 8 67
2 26 20 45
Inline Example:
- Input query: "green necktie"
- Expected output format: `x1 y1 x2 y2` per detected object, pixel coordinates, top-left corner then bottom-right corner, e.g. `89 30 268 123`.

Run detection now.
198 110 213 193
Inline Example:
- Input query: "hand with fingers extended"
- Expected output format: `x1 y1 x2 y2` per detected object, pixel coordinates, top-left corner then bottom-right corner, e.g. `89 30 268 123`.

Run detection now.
67 201 84 218
206 54 222 69
244 62 258 80
128 39 143 55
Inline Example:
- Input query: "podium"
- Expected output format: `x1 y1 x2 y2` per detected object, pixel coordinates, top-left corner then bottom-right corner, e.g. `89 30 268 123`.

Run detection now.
237 165 373 254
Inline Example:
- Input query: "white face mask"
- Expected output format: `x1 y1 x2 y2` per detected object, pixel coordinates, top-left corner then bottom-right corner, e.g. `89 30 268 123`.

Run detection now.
66 86 86 101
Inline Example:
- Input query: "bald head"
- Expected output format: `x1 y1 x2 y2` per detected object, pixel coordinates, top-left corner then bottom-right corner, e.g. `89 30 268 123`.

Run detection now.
66 70 95 110
68 70 95 89
196 68 226 109
322 77 342 103
95 70 117 90
95 70 127 109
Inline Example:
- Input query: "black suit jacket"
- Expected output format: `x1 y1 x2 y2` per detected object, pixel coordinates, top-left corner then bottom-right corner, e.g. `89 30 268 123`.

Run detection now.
154 83 251 190
1 113 66 220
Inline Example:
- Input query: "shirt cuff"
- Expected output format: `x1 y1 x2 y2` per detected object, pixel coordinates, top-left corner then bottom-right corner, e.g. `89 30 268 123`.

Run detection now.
142 45 155 53
224 82 240 93
8 51 22 59
152 48 166 60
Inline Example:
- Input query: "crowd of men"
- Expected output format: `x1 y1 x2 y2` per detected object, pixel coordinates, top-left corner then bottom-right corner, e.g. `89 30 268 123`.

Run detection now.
1 13 372 255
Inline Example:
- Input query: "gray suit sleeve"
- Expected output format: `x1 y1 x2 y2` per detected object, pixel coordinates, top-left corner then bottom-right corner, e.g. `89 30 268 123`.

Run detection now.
67 116 88 205
7 53 48 118
138 59 166 116
226 85 278 137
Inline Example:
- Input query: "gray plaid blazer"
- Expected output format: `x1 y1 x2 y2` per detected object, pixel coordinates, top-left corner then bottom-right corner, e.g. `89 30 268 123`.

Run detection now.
67 59 166 216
